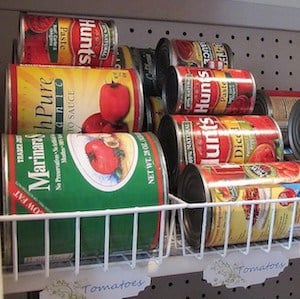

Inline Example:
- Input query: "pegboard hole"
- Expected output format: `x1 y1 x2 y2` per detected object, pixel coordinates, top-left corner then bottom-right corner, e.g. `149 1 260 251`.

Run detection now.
185 280 189 284
289 55 293 60
199 33 204 37
217 290 222 295
275 38 279 42
165 30 170 35
215 34 220 38
289 39 293 44
231 35 235 39
246 36 250 40
261 54 265 58
182 31 187 36
261 37 264 41
151 285 156 290
129 28 134 33
275 54 279 59
148 29 152 34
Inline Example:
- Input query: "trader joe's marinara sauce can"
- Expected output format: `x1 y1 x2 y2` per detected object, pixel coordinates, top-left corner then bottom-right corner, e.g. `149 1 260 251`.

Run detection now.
2 132 168 265
6 64 144 134
157 114 284 192
18 13 118 67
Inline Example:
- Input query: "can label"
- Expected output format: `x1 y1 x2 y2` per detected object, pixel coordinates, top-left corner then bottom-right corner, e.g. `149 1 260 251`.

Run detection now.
208 183 300 246
195 161 300 246
174 115 283 170
175 67 255 115
8 65 143 134
265 90 300 122
20 14 117 67
4 132 167 263
172 40 232 69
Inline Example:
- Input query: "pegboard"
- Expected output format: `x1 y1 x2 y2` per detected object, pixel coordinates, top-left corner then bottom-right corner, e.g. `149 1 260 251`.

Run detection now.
127 258 300 299
113 17 300 91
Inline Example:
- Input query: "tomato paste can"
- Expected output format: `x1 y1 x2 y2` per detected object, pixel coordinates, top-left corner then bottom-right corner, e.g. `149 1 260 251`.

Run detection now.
254 90 300 148
177 162 300 249
6 64 144 134
162 66 256 115
157 114 284 192
155 38 233 92
17 13 118 67
2 132 168 265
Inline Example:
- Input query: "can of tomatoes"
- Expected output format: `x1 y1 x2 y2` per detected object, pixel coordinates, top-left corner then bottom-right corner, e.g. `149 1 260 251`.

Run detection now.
2 132 168 265
115 45 135 69
177 162 300 249
6 64 144 134
254 90 300 149
162 66 256 115
130 47 159 97
155 38 233 92
157 114 284 192
17 13 118 67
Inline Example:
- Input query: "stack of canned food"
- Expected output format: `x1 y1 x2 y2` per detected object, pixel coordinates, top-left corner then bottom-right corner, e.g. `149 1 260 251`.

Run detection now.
154 37 300 249
2 13 169 266
1 12 300 265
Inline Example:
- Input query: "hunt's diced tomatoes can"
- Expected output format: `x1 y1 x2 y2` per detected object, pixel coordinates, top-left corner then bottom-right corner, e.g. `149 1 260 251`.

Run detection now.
18 13 118 67
6 64 144 134
163 66 256 115
157 114 284 192
2 132 168 265
177 162 300 249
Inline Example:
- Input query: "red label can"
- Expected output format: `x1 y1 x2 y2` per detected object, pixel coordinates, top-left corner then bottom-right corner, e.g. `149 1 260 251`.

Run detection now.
18 13 118 67
163 66 256 115
157 114 284 192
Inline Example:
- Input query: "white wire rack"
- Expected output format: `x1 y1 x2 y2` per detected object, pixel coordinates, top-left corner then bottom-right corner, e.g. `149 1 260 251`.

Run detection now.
2 194 300 285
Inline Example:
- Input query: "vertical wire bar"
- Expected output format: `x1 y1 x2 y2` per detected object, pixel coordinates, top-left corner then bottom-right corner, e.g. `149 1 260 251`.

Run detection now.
264 202 276 252
44 219 50 277
12 220 18 281
199 207 208 259
221 205 231 257
243 203 255 255
74 216 80 275
131 212 138 269
166 209 177 256
283 201 297 250
104 215 110 271
158 210 166 263
178 208 186 255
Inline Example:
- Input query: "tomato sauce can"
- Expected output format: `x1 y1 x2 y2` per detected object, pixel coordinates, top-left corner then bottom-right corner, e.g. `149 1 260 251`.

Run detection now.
17 13 118 67
177 162 300 249
163 66 256 115
253 90 300 150
2 132 168 265
155 38 234 92
6 64 144 134
115 46 135 69
157 114 284 192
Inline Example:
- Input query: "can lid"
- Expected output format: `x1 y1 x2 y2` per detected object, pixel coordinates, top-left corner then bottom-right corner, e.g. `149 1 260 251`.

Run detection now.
162 66 180 114
142 96 154 132
288 100 300 159
155 38 172 93
157 114 180 193
177 164 212 249
253 89 272 116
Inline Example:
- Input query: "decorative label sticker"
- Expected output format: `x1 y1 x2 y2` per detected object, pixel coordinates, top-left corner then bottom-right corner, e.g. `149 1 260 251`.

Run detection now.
203 249 289 288
40 266 151 298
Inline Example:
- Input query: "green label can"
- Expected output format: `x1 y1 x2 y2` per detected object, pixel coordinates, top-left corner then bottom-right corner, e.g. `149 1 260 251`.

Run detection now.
2 132 168 265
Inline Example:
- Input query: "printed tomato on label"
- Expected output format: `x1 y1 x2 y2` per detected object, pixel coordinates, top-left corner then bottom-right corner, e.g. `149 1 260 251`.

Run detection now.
26 15 55 33
248 143 277 163
99 82 131 124
174 40 194 60
85 139 120 175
